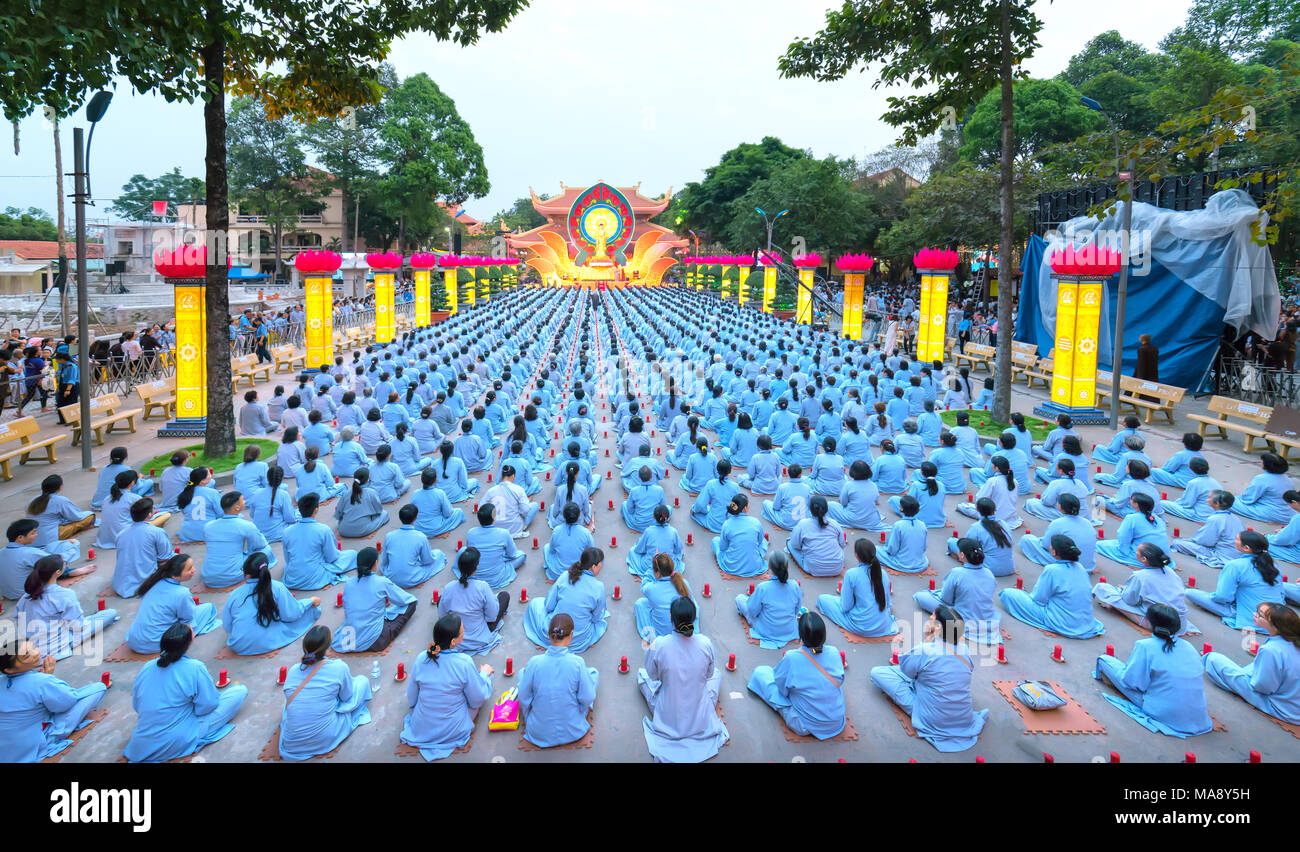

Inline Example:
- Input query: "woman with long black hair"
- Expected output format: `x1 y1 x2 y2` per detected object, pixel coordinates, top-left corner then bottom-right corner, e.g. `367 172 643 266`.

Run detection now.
220 551 322 655
817 538 896 638
400 614 494 761
278 625 374 761
1185 530 1286 631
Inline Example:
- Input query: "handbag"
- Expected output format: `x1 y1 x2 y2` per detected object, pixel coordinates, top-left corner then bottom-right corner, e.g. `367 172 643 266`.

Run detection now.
488 688 520 731
1013 680 1067 710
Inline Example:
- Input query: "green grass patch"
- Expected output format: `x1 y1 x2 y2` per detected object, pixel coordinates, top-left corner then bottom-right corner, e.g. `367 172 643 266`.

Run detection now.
941 409 1053 443
138 438 281 476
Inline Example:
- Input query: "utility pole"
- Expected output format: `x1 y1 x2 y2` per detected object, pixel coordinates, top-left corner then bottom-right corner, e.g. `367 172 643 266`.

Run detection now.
52 113 69 337
1109 157 1136 430
73 128 92 469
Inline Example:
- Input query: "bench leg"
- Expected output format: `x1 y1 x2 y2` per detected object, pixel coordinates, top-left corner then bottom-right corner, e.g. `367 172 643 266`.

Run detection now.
0 459 9 481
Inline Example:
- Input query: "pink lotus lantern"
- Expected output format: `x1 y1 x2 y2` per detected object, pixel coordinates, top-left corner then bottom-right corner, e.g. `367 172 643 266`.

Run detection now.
365 252 403 270
409 252 439 269
293 250 342 273
758 251 782 266
912 247 960 271
153 245 209 279
792 253 822 268
1049 245 1122 277
835 253 875 273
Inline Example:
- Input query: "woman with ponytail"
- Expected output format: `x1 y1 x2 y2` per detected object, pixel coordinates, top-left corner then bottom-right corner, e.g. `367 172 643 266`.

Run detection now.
177 466 222 543
332 546 417 654
1094 603 1213 737
872 440 909 494
680 437 717 495
735 551 803 648
713 493 768 578
232 443 269 499
864 401 893 447
391 420 432 477
16 555 120 659
870 604 988 753
958 454 1022 529
26 474 94 562
125 553 220 653
157 449 194 513
333 466 390 538
516 613 601 749
639 596 730 762
1171 490 1245 567
809 435 845 496
95 469 166 550
777 416 817 468
888 460 947 528
433 439 478 503
124 624 249 763
952 497 1015 577
635 552 697 641
628 503 683 581
523 546 608 652
1025 458 1091 523
0 639 108 762
547 461 593 529
1000 533 1105 638
690 458 740 533
247 465 299 542
928 431 967 494
438 548 511 654
292 446 348 502
220 551 321 655
278 625 374 761
1186 530 1286 632
1094 542 1196 633
400 614 494 761
545 502 597 582
916 537 1002 644
1020 492 1098 572
1233 453 1296 524
878 494 930 575
788 496 847 578
767 396 798 446
817 538 897 639
825 460 887 532
671 415 702 470
1204 602 1300 724
747 611 846 739
1097 492 1168 569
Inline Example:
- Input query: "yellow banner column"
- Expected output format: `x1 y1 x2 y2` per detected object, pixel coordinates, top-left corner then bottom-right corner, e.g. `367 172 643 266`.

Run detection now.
737 264 750 306
158 277 207 437
1033 268 1110 425
444 267 459 316
916 270 950 363
762 266 777 313
366 252 399 343
721 265 733 300
411 255 433 327
842 274 865 339
796 268 814 324
304 276 334 368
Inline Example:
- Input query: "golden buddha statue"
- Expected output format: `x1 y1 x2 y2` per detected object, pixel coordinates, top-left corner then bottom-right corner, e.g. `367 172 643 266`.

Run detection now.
588 220 614 268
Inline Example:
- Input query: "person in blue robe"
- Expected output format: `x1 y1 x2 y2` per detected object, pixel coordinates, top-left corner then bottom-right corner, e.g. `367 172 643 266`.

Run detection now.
950 498 1016 577
817 538 897 638
877 496 930 574
622 467 666 532
331 428 371 478
679 440 717 495
870 605 988 752
517 612 600 748
331 547 417 653
777 418 818 469
761 465 812 529
368 445 410 504
201 491 276 588
110 499 172 597
1094 435 1152 488
638 598 729 763
176 467 223 544
93 471 158 550
1266 491 1300 563
1033 414 1078 462
157 452 194 513
15 555 118 659
221 552 321 655
1097 493 1169 568
712 494 768 577
734 552 803 648
1093 542 1195 633
787 496 847 577
410 467 465 536
1093 604 1214 737
690 459 740 533
1171 491 1246 567
928 433 967 494
809 437 845 496
381 504 447 587
432 442 480 503
1092 416 1142 465
0 520 52 600
1000 534 1106 638
278 626 372 761
292 449 347 502
1024 459 1090 522
232 445 270 498
0 641 108 762
523 546 608 652
334 468 391 538
872 440 910 493
1019 492 1098 573
628 505 684 580
400 614 494 760
891 462 947 528
1233 453 1297 524
548 466 594 529
825 461 887 531
766 399 798 446
748 612 846 739
462 504 527 588
635 553 696 641
439 548 511 655
452 420 489 473
123 624 248 762
1150 433 1207 489
1033 435 1093 492
21 477 93 567
89 446 153 511
1185 531 1287 631
125 553 220 653
247 465 299 543
546 503 597 582
282 494 357 589
1203 601 1300 724
917 536 1002 644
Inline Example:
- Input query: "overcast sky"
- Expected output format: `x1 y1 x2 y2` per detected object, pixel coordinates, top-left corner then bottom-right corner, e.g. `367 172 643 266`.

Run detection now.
1 0 1194 230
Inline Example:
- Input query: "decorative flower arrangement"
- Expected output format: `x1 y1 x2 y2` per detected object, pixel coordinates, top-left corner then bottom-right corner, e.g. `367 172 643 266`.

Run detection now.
408 252 439 269
733 254 755 266
293 250 342 273
911 248 959 270
758 251 782 266
792 253 822 268
835 252 875 273
153 245 208 278
364 252 403 270
1049 245 1122 277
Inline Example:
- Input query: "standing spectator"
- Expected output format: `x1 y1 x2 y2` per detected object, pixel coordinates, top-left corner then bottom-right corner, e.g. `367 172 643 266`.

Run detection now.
53 352 78 423
14 346 49 417
1135 334 1159 382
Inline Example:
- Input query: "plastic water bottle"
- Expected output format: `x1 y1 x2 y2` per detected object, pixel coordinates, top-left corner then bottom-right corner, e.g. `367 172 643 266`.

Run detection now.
370 660 382 693
1091 494 1107 526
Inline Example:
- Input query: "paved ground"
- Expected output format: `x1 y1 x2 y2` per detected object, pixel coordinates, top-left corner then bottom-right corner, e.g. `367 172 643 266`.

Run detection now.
4 308 1296 764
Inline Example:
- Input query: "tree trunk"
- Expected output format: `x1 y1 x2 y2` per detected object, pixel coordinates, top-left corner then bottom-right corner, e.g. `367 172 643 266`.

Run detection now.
274 221 282 284
202 0 235 458
992 0 1015 424
53 116 69 337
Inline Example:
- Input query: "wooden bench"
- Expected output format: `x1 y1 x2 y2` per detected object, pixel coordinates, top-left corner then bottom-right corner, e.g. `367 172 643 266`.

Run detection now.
0 417 67 481
954 343 995 373
273 344 305 374
1024 357 1054 390
346 327 363 349
61 393 142 447
1010 350 1039 384
1188 396 1273 454
134 376 176 421
1114 375 1185 424
230 354 271 390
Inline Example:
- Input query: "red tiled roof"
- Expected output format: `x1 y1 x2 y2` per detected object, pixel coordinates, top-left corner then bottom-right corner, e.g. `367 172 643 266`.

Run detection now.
0 240 102 260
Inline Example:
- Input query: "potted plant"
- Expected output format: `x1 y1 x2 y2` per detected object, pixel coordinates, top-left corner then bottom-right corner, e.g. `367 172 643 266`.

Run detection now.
743 269 765 309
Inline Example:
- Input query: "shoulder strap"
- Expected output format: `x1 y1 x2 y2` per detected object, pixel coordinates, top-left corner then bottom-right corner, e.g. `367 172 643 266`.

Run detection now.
800 647 842 690
286 660 326 708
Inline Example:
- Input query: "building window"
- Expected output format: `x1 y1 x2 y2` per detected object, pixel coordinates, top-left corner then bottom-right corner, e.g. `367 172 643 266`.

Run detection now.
117 241 134 256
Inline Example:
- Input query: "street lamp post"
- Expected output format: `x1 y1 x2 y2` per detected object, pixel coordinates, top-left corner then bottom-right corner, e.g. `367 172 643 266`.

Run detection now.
445 227 452 252
1080 95 1134 430
754 207 788 253
72 90 112 470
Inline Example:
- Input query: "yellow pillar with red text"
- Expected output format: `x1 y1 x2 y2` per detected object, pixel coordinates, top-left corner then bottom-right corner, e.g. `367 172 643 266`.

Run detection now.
843 273 865 339
1049 276 1103 409
304 275 333 368
173 282 206 419
414 269 431 327
796 269 813 325
375 272 395 343
917 271 949 363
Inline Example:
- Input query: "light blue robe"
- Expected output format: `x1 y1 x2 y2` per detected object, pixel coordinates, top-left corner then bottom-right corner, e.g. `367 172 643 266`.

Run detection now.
639 633 728 763
331 440 370 478
877 517 929 574
1185 555 1286 631
461 525 525 589
748 645 846 739
999 561 1106 638
0 542 46 600
157 465 192 513
126 577 220 653
872 452 909 493
627 522 684 580
680 451 716 494
247 485 300 542
391 435 432 477
1092 427 1139 464
0 670 106 762
928 447 967 494
201 514 275 588
400 649 492 761
523 570 608 652
762 480 812 530
817 563 897 638
690 477 740 533
292 462 347 502
1267 512 1300 564
437 577 504 654
1019 513 1098 573
93 491 140 550
1093 565 1194 633
735 578 802 648
411 486 464 537
809 452 846 495
838 430 872 468
1150 448 1206 488
1094 637 1214 736
221 578 321 655
826 478 887 531
915 563 1002 644
1096 511 1168 569
123 656 248 762
90 462 153 511
111 522 173 598
1204 636 1300 724
1171 509 1245 567
891 479 946 527
380 525 446 587
232 460 269 499
517 645 599 748
622 483 666 532
778 432 818 468
712 514 768 577
433 456 479 503
634 575 697 640
370 460 410 504
178 485 222 543
1233 472 1296 524
955 518 1016 577
278 658 372 761
870 640 987 752
331 572 417 652
282 518 357 590
333 488 390 538
787 517 846 577
1023 475 1091 522
544 523 596 582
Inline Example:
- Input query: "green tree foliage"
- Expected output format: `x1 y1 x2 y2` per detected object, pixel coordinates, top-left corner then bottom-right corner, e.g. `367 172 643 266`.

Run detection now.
959 78 1105 165
0 207 58 241
1160 0 1300 59
108 168 206 220
492 195 547 231
676 137 808 240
